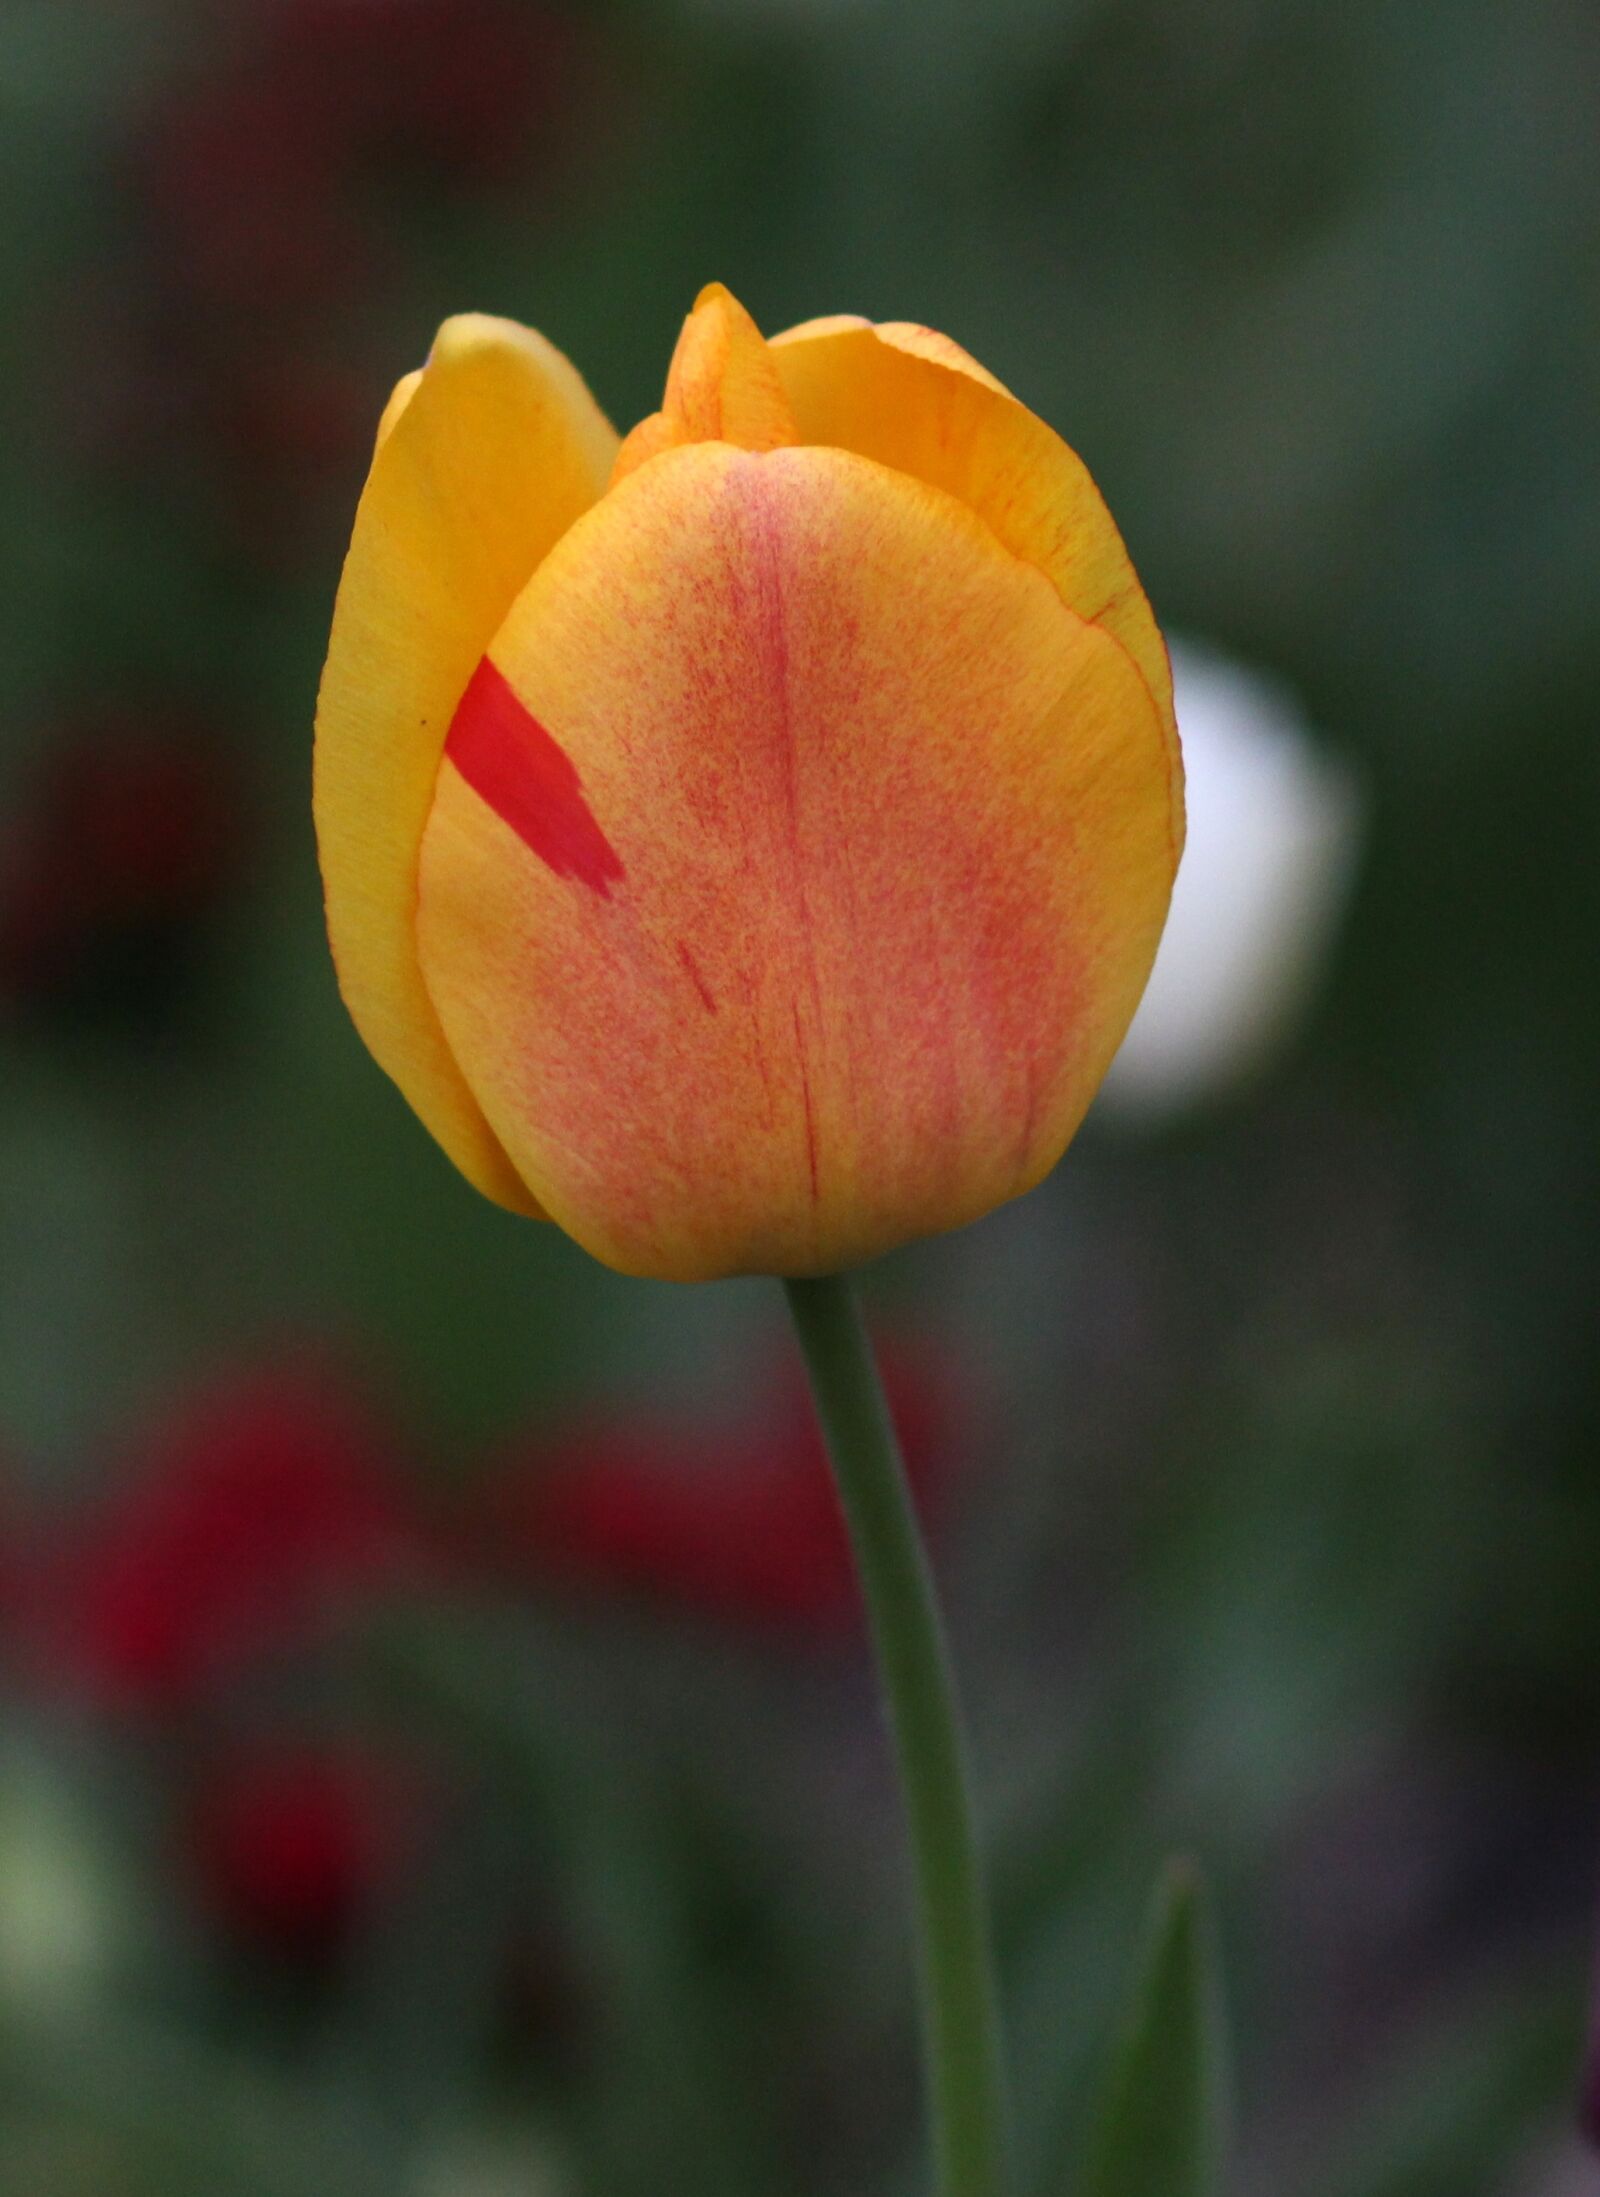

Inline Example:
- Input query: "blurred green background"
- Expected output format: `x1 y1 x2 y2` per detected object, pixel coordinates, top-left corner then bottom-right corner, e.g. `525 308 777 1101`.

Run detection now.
0 0 1596 2191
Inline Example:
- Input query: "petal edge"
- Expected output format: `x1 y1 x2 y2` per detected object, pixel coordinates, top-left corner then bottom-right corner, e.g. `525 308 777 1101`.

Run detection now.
314 314 619 1211
769 317 1180 850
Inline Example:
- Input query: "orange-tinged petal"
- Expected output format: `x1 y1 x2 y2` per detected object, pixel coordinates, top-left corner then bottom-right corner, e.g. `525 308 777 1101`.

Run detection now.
773 315 1008 393
314 313 618 1213
612 283 796 484
665 283 795 447
415 443 1178 1282
769 316 1178 809
607 409 681 481
870 322 1013 396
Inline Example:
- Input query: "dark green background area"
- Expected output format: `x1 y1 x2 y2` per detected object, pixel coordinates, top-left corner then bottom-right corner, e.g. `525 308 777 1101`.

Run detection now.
0 1 1594 2191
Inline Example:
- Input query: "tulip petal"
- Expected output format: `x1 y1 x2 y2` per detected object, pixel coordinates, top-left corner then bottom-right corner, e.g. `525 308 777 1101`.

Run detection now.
769 317 1178 807
612 283 796 483
871 323 1012 395
374 368 422 452
314 314 618 1211
779 314 1011 396
415 443 1178 1281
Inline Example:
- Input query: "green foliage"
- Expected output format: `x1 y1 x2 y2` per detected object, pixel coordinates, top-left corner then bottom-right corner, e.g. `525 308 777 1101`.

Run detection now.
1076 1862 1230 2197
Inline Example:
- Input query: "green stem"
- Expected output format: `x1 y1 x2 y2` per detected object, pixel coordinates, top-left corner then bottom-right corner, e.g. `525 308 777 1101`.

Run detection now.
784 1274 1008 2197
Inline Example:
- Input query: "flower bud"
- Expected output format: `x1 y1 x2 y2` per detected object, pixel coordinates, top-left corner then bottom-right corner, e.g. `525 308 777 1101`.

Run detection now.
316 288 1182 1276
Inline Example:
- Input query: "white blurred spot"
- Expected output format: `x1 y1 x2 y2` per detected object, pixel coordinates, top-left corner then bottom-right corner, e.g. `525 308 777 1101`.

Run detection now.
0 1743 127 2011
1102 637 1364 1118
412 2127 570 2197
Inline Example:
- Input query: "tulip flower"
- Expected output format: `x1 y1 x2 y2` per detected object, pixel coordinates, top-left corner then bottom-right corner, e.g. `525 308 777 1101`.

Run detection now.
317 288 1185 2197
51 1365 426 1709
477 1339 955 1632
188 1745 423 1962
0 718 240 1032
316 285 1182 1282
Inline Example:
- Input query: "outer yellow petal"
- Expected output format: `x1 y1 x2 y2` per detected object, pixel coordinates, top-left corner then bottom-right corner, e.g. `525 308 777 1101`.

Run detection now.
414 443 1178 1282
768 317 1179 821
612 282 796 484
773 314 870 343
314 314 618 1212
374 368 423 452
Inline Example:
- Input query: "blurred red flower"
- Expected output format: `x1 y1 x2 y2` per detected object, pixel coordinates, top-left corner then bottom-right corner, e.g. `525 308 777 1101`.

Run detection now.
137 77 358 320
50 1365 429 1709
207 353 373 480
475 1342 960 1632
139 0 583 327
264 0 579 188
125 0 594 567
188 1743 426 1959
0 720 241 1025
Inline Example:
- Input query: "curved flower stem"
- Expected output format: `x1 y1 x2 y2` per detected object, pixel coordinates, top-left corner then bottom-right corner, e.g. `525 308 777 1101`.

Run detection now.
783 1274 1008 2197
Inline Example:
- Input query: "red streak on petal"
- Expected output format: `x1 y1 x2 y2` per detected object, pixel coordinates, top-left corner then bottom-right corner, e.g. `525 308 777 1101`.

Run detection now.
677 940 716 1014
792 998 819 1205
446 657 624 897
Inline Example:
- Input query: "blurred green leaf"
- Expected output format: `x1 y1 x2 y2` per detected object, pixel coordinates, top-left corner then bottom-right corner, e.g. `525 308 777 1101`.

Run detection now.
364 1597 802 2197
0 2007 390 2197
1075 1859 1230 2197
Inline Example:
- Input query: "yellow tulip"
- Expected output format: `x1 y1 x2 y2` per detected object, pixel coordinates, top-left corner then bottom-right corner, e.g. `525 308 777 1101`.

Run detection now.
314 286 1183 1281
